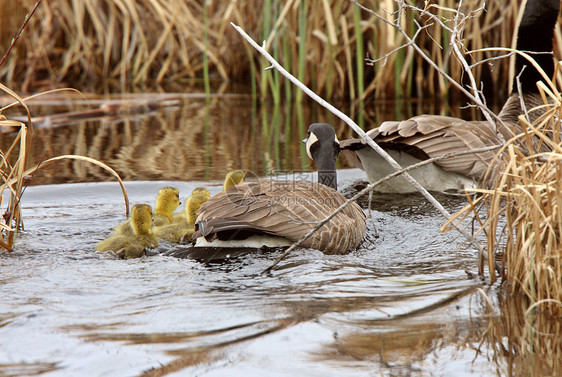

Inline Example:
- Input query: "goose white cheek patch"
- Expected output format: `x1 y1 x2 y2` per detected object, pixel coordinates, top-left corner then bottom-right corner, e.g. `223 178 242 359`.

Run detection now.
305 133 318 160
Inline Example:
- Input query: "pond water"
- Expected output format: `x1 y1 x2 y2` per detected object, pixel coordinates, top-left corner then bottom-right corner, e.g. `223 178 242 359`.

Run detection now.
0 91 554 376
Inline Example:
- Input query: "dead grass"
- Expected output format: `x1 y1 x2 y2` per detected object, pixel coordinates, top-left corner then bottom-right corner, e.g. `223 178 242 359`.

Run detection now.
447 61 562 315
0 88 130 253
2 0 556 100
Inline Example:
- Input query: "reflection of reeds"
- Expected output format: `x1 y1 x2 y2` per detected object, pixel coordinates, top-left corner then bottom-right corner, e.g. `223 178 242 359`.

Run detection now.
482 291 562 376
3 1 554 100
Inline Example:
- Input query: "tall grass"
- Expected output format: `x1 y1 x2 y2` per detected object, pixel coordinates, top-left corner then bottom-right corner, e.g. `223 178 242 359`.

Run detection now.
2 0 555 101
446 61 562 315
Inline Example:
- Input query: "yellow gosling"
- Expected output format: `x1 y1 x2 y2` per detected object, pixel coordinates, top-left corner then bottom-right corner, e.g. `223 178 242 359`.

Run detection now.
153 186 180 226
173 187 210 223
155 194 210 243
96 204 158 259
112 186 180 234
223 170 245 191
192 186 211 198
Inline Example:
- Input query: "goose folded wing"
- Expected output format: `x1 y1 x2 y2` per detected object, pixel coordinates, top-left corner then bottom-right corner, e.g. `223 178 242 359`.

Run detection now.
194 181 365 253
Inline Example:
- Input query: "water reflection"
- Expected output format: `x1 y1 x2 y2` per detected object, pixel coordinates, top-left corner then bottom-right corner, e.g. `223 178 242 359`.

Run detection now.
0 90 482 186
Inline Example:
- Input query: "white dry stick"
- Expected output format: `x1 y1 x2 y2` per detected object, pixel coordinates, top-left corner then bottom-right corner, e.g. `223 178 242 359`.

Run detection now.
229 23 485 252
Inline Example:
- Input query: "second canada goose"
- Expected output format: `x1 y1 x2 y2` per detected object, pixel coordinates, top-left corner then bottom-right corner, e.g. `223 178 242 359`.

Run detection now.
340 0 560 193
96 204 158 259
185 123 366 255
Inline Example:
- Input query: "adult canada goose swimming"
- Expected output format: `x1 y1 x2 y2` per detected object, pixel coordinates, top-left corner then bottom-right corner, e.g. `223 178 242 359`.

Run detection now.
96 204 158 259
340 0 560 193
182 123 366 255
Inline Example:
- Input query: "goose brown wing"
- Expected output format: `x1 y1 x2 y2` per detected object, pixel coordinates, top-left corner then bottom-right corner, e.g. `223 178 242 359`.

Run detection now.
194 180 366 254
341 115 502 180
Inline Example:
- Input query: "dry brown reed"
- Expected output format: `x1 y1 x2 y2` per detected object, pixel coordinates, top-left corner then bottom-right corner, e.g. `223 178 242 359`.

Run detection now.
446 61 562 316
0 88 131 253
2 0 556 101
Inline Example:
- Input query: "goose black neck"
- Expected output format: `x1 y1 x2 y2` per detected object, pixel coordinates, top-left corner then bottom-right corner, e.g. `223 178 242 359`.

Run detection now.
315 153 338 190
513 0 560 93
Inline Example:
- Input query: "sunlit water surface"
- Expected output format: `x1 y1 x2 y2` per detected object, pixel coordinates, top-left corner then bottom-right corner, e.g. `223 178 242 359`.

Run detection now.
0 93 532 376
1 170 507 377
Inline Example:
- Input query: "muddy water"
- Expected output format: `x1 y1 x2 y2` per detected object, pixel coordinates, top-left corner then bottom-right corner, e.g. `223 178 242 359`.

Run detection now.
0 93 552 376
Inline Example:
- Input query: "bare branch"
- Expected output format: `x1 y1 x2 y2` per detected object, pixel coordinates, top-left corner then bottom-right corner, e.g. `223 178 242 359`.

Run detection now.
354 0 507 133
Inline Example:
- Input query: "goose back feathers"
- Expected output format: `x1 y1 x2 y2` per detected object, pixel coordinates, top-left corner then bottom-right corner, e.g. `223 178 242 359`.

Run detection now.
193 180 366 254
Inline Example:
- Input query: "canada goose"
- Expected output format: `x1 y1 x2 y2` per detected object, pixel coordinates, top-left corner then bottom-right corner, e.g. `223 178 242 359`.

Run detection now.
340 0 560 193
183 123 366 255
155 194 210 243
96 204 158 259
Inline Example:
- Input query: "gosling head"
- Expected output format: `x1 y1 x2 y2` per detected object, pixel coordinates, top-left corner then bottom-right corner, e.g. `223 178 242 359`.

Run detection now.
223 170 246 191
186 194 211 224
155 187 180 215
130 204 154 236
192 187 211 199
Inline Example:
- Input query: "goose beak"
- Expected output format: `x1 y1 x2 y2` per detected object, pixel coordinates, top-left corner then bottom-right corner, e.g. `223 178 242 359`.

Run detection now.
302 137 307 144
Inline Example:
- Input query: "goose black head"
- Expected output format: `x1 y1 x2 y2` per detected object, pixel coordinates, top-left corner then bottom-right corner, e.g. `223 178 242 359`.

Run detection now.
304 123 340 189
305 123 340 161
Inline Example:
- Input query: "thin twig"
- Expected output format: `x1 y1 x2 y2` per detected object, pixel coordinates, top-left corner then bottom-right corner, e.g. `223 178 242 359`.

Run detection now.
357 1 506 132
0 1 43 68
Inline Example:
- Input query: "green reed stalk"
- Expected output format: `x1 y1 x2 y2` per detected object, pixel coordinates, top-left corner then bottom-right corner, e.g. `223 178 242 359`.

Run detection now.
296 0 307 103
353 5 365 100
394 48 405 98
296 103 308 169
271 103 281 171
283 101 292 166
283 27 293 103
261 0 272 100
